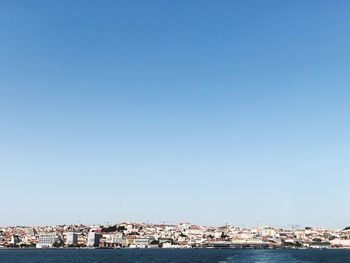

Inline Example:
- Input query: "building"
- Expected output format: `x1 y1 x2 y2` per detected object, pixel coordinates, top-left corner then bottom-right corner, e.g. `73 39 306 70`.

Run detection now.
111 234 125 246
330 239 350 248
37 234 58 248
10 235 20 246
294 230 305 240
87 232 100 247
134 237 150 247
66 232 78 246
260 228 277 238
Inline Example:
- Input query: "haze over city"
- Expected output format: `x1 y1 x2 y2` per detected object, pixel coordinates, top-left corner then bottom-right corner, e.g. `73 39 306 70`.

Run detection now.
1 0 350 229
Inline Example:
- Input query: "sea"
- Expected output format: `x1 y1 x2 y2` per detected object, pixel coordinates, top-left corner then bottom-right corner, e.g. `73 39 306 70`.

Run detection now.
0 248 350 263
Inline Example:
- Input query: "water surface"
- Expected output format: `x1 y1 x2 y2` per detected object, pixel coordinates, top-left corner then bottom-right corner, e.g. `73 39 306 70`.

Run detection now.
1 248 350 263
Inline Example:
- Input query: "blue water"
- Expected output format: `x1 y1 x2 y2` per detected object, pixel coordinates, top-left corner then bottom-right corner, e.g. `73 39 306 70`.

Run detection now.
0 249 350 263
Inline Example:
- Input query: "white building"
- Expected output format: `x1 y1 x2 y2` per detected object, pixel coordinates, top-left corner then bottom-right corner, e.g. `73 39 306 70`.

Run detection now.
260 228 277 237
134 237 150 247
87 232 100 247
10 235 20 246
111 234 125 245
66 232 78 246
37 234 58 248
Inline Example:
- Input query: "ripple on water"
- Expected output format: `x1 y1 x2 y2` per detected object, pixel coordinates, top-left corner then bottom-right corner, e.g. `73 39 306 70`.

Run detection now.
220 250 316 263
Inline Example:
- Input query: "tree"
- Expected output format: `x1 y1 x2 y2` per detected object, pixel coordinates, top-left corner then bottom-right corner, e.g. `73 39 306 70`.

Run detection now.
117 226 126 232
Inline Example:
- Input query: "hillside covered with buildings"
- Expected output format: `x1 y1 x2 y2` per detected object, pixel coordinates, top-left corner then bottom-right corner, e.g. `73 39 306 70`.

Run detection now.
2 223 350 249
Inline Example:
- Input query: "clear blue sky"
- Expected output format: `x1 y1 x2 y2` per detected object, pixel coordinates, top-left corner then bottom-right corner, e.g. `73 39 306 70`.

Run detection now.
1 0 350 228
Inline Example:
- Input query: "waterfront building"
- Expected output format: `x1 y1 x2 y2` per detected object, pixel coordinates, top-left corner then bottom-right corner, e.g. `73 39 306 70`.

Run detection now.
87 232 100 247
111 234 125 245
10 235 20 246
37 234 58 248
330 239 350 248
66 232 78 246
134 237 150 247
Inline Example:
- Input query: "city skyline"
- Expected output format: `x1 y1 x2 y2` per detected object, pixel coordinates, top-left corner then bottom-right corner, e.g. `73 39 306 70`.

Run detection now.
1 0 350 228
1 220 350 231
2 221 350 249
